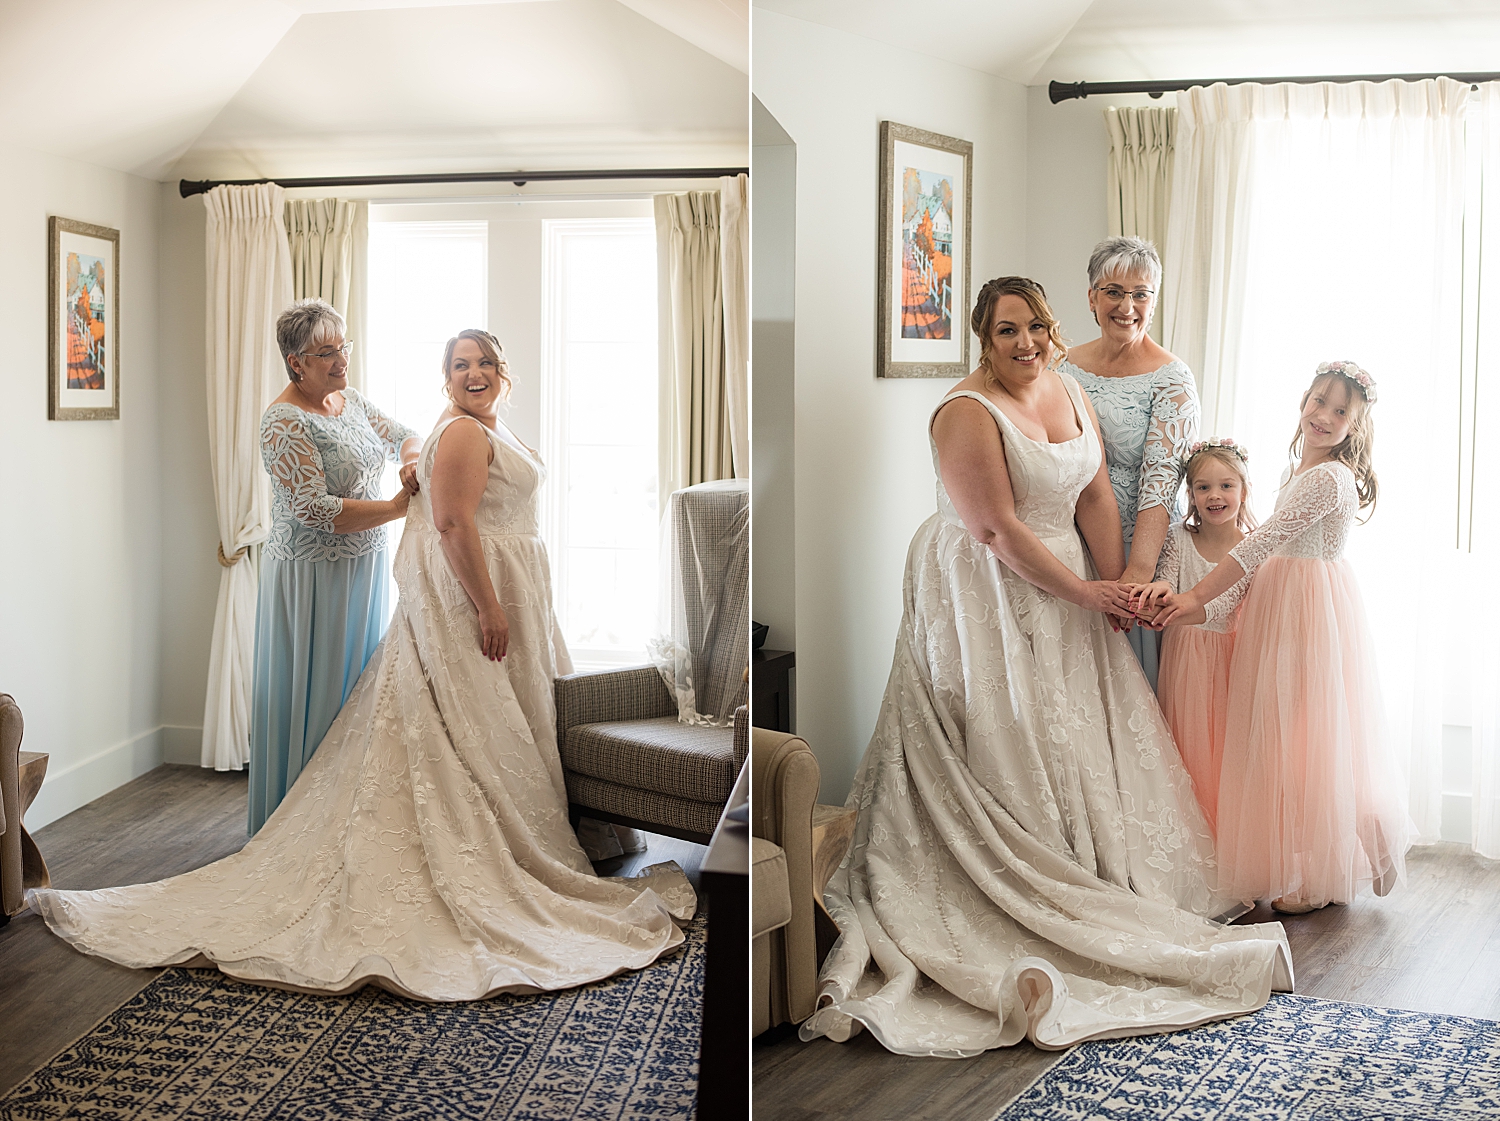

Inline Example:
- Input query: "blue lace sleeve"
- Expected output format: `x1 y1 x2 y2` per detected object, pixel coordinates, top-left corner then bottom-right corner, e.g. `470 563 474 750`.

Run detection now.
261 408 344 531
348 389 417 462
1138 364 1199 514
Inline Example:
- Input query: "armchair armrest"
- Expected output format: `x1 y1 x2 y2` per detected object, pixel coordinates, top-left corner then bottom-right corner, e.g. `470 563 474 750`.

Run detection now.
554 665 676 735
733 705 748 775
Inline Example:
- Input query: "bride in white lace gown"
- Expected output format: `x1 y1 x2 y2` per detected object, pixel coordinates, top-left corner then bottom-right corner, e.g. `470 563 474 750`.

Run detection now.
800 279 1291 1056
28 330 694 1000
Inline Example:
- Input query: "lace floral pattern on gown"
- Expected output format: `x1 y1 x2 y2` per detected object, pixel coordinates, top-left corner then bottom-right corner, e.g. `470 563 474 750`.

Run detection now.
798 379 1292 1057
29 414 695 999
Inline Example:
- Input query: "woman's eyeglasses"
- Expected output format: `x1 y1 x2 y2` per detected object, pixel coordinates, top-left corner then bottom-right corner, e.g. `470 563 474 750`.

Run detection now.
1093 286 1154 304
302 342 353 361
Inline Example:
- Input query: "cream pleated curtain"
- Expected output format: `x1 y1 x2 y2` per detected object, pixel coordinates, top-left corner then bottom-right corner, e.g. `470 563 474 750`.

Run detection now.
201 183 294 771
655 186 747 507
718 174 749 480
284 198 368 390
1161 78 1470 847
1104 106 1176 248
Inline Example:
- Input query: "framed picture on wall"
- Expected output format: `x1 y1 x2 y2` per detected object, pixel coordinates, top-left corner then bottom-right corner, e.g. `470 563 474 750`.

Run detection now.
48 216 120 420
876 121 972 378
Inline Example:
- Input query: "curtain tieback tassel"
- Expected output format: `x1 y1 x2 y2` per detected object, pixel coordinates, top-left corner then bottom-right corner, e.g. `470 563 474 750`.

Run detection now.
217 542 248 567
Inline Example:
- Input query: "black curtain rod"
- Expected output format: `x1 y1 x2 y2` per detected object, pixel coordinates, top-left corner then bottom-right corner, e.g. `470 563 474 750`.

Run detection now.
178 166 749 198
1050 72 1500 103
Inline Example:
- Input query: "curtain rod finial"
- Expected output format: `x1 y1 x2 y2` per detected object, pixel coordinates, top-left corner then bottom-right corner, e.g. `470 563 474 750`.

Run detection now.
179 180 211 198
1050 81 1086 103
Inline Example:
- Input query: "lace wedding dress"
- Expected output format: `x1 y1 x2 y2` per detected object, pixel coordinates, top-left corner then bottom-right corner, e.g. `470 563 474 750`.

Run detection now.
799 379 1292 1057
29 415 695 999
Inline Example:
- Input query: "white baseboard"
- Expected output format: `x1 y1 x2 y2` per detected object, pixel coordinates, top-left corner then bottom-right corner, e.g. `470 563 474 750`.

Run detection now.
28 726 165 830
161 724 205 766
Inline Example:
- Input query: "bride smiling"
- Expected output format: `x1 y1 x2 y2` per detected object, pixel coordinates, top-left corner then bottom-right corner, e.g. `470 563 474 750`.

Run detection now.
28 329 694 1000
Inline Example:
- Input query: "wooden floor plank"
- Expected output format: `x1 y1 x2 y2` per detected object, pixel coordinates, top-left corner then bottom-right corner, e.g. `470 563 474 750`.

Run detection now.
753 842 1500 1121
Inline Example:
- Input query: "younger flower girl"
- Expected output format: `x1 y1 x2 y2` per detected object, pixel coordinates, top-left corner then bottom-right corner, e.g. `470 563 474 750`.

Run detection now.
1153 362 1409 913
1132 438 1256 833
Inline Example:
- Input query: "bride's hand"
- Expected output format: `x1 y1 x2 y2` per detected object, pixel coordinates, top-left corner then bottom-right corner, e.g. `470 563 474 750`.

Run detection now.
479 604 509 661
1077 580 1132 616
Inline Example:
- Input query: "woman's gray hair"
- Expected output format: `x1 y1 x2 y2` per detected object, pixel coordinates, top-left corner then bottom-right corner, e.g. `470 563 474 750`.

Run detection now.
1087 236 1163 291
275 298 345 381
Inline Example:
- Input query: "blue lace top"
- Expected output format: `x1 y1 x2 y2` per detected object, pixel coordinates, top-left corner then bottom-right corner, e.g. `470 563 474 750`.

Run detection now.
260 387 418 562
1058 357 1199 544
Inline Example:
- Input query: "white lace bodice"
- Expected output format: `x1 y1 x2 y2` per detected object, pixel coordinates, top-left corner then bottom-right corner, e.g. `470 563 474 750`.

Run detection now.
261 388 417 562
931 377 1100 545
1230 462 1356 572
1157 523 1248 633
1060 358 1199 543
407 415 543 540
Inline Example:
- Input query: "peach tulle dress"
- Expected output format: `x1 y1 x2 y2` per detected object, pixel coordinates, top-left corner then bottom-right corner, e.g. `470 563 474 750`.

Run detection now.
1212 462 1410 907
1155 523 1241 833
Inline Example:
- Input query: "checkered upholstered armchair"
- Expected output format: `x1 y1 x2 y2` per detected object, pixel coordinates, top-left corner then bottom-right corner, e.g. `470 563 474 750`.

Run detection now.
555 481 750 846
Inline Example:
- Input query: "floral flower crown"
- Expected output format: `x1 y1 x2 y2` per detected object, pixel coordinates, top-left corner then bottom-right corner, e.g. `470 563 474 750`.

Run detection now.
1182 436 1249 469
1316 359 1378 404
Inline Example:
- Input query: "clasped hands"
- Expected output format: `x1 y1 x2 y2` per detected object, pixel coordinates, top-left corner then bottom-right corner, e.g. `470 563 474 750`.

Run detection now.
1081 580 1202 633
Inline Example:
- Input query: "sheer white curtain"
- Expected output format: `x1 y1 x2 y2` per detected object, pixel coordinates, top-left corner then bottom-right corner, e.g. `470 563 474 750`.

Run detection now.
1162 78 1470 844
201 184 294 770
1469 83 1500 856
284 198 368 390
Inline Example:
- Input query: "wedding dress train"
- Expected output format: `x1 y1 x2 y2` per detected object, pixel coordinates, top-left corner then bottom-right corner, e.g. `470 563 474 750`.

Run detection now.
799 381 1292 1056
29 414 695 1000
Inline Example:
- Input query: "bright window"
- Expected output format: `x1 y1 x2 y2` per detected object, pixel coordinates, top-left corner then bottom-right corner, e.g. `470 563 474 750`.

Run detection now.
366 221 488 436
540 219 659 669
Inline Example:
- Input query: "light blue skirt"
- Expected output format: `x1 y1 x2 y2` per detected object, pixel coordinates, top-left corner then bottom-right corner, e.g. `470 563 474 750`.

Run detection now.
1122 538 1161 691
248 550 390 834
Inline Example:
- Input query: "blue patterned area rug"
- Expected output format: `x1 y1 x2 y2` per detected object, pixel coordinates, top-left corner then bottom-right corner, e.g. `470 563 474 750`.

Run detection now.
996 993 1500 1120
0 918 703 1121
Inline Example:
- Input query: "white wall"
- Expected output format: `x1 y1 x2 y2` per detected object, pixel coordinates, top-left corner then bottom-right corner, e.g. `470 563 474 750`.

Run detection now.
751 98 797 660
1025 86 1174 346
753 11 1029 801
0 145 165 826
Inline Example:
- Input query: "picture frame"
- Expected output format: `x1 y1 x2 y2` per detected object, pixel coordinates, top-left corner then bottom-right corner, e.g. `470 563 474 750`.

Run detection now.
48 216 120 420
876 121 973 379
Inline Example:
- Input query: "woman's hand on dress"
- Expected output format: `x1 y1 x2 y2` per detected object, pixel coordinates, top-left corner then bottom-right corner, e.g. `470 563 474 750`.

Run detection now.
399 461 420 494
478 604 510 661
389 488 412 517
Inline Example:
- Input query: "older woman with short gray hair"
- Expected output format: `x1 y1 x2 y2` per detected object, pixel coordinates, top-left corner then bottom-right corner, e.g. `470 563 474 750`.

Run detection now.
1058 236 1199 688
250 298 421 832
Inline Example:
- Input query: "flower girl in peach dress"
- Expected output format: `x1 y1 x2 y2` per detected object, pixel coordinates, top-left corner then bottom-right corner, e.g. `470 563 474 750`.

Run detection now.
1133 438 1255 833
1153 362 1410 913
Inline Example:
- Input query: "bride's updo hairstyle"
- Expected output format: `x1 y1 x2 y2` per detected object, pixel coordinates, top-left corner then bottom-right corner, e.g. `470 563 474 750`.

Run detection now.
970 276 1068 390
441 328 513 400
1289 360 1379 520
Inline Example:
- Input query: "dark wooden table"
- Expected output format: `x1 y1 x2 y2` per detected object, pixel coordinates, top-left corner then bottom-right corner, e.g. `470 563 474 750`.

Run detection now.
751 648 795 732
697 760 748 1120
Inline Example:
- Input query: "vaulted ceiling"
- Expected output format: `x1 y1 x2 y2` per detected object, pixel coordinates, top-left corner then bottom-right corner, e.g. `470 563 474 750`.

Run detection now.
0 0 748 182
758 1 1500 87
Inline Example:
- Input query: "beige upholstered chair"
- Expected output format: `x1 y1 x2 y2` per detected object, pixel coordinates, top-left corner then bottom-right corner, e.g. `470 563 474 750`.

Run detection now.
555 481 749 846
751 727 820 1035
0 694 49 920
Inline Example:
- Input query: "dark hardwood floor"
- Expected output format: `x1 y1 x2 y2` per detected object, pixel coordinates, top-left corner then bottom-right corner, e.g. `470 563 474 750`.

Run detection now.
751 842 1500 1121
0 764 703 1099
